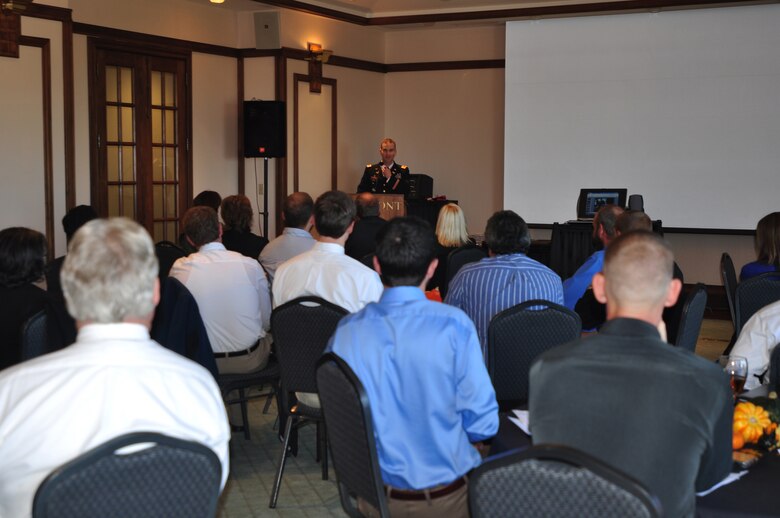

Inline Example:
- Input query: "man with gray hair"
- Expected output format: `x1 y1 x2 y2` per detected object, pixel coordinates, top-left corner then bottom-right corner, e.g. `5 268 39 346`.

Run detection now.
345 192 387 261
529 231 732 517
0 218 230 517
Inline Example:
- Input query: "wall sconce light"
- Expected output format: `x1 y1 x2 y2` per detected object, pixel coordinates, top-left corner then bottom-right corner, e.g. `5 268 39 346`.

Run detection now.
210 0 225 4
305 42 333 94
0 0 33 58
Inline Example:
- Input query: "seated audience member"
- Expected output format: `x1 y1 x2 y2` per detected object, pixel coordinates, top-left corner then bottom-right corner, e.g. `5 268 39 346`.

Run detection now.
0 218 229 517
344 192 386 261
563 204 624 311
529 231 732 518
741 212 780 281
273 190 383 313
427 203 473 291
220 194 268 259
730 299 780 390
170 206 272 374
0 228 69 369
327 217 498 518
179 190 222 254
444 210 563 356
259 192 315 283
46 204 98 303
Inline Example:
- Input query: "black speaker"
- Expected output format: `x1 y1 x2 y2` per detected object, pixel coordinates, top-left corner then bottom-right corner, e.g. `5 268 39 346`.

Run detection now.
244 101 285 158
628 194 644 212
408 174 433 200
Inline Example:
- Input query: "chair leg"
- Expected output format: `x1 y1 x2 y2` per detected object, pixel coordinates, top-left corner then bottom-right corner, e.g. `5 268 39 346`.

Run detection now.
315 422 321 462
262 386 275 414
239 388 250 440
269 415 294 508
320 420 328 481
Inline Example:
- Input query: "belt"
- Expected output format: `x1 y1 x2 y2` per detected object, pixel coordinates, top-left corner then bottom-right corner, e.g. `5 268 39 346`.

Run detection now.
214 340 260 358
385 476 467 501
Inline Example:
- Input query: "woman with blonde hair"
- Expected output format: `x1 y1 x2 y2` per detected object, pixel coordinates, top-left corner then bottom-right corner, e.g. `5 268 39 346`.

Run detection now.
429 204 474 290
741 212 780 280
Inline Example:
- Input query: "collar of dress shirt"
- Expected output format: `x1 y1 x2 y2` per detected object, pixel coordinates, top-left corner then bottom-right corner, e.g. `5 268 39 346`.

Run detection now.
598 317 662 340
283 227 313 238
379 286 425 304
313 241 345 254
76 322 151 344
199 241 227 252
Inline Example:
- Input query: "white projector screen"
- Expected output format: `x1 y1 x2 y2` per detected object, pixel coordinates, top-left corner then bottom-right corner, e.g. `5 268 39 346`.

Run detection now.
504 5 780 231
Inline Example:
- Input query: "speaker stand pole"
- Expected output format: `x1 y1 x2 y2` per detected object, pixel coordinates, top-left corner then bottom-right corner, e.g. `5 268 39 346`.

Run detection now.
262 157 270 238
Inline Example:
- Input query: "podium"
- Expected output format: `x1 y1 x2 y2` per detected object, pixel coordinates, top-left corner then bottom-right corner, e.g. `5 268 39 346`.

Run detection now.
351 194 406 220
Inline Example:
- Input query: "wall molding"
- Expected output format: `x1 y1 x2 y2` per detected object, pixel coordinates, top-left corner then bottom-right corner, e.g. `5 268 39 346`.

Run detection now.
292 73 338 193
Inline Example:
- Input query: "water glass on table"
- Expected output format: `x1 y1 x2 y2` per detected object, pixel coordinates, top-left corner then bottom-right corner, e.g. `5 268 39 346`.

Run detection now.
719 355 748 397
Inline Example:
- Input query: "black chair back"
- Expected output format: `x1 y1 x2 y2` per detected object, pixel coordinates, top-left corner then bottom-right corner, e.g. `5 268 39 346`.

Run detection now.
770 343 780 393
469 444 662 518
674 283 707 352
155 240 187 281
317 353 390 518
735 272 780 336
720 253 738 327
20 309 49 361
33 432 221 518
442 245 486 298
272 296 349 395
487 299 581 407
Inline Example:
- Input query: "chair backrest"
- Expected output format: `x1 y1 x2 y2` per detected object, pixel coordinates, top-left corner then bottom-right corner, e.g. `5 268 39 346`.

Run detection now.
33 432 221 518
487 299 581 405
272 296 348 394
769 343 780 393
469 444 662 518
20 309 49 361
155 240 187 281
674 283 708 352
316 353 389 518
442 245 486 298
735 272 780 336
720 253 738 326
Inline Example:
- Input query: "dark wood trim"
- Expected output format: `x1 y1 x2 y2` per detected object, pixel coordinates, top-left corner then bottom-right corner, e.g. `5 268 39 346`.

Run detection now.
19 36 54 258
663 227 755 236
74 22 239 58
253 0 769 26
239 48 279 59
237 57 245 195
62 17 76 210
386 59 505 72
327 54 386 73
292 73 338 193
275 54 287 236
23 3 71 22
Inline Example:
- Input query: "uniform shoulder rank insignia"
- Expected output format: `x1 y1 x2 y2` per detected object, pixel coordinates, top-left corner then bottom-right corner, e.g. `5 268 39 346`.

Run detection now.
400 165 408 170
366 163 373 168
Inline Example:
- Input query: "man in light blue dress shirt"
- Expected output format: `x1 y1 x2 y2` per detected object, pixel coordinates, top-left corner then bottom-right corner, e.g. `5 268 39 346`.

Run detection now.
445 210 563 358
327 217 498 518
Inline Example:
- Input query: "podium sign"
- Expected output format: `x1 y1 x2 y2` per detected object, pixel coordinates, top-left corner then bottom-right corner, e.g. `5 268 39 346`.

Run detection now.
351 194 405 221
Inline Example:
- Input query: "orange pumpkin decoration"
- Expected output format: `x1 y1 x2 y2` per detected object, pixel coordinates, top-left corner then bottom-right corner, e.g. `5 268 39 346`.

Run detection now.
734 401 771 443
732 432 745 450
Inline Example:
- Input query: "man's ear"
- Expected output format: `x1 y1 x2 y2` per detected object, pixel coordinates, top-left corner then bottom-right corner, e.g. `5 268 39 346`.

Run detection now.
345 220 355 236
423 258 439 285
592 272 608 304
372 255 382 276
664 278 683 308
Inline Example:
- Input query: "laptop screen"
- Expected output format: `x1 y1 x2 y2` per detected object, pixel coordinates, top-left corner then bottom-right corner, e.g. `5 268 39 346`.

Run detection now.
577 189 627 219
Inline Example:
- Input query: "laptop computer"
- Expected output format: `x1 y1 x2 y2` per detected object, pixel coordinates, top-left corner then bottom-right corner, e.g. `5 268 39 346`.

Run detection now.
574 188 627 221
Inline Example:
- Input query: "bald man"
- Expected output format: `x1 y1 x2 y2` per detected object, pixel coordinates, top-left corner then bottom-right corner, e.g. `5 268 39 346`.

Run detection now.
345 192 387 261
529 231 732 518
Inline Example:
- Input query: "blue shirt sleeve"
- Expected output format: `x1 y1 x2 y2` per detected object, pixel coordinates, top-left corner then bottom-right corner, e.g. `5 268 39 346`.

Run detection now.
563 252 603 310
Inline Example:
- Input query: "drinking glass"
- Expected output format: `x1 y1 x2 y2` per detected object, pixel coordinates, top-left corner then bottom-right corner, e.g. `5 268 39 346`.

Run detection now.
719 355 748 397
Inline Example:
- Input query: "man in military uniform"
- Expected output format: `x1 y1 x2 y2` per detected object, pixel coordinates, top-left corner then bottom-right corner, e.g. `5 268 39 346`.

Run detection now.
357 138 410 195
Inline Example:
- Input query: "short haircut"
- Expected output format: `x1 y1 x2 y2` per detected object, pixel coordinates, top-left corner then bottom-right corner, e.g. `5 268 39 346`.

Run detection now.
603 231 674 309
283 192 314 229
355 192 380 218
182 206 220 247
61 218 158 323
616 210 652 235
0 227 47 288
484 210 531 255
376 217 437 287
594 204 624 238
435 203 470 248
314 191 356 239
221 195 253 232
380 138 396 149
192 190 222 211
62 205 98 242
755 212 780 266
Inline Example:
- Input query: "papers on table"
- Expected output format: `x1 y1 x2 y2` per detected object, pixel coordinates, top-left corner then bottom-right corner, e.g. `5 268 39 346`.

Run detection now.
508 409 531 436
696 471 749 496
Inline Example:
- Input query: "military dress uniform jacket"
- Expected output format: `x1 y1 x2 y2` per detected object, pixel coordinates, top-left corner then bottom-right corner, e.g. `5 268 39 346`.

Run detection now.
357 162 410 195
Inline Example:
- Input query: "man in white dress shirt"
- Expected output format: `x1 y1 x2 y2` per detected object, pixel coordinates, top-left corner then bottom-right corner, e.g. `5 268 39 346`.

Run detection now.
730 299 780 390
0 218 230 518
170 206 272 374
259 191 316 283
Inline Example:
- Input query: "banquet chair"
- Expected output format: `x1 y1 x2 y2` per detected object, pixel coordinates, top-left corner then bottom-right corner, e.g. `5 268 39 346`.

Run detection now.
316 353 390 518
32 432 221 518
674 283 707 353
441 245 486 298
154 240 187 281
269 296 349 508
217 361 280 441
720 253 738 327
770 344 780 393
20 309 49 361
487 300 580 410
734 272 780 337
469 444 662 518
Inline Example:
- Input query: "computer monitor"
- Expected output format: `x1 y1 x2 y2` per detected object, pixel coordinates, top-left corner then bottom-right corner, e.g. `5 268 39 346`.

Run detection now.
576 189 627 219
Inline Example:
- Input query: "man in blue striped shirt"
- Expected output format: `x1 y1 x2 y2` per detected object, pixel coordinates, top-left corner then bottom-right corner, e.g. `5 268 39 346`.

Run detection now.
444 210 563 358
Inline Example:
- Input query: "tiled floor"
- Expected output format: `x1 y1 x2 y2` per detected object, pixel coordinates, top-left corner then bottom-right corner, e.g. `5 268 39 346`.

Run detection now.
218 318 733 517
